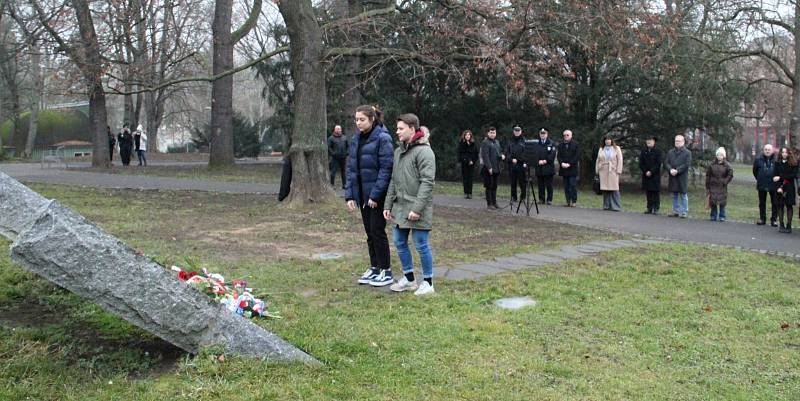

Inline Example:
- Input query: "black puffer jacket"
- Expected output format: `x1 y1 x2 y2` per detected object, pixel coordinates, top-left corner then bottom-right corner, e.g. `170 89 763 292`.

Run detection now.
505 135 527 168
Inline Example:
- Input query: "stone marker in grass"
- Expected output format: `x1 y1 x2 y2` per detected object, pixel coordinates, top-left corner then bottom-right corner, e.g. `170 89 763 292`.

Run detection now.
0 172 318 364
495 297 537 310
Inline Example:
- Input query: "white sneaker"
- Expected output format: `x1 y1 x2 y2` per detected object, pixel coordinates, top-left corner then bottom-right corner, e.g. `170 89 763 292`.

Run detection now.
414 281 435 296
390 276 419 292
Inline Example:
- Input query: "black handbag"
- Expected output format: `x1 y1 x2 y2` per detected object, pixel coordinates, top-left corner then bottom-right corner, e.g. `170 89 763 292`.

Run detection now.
593 174 602 195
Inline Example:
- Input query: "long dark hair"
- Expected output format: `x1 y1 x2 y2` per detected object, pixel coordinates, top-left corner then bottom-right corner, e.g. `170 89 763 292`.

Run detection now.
778 147 798 166
460 129 473 143
601 135 616 148
355 105 384 128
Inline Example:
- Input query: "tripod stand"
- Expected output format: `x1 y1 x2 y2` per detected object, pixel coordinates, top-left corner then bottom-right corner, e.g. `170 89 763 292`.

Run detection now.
514 166 540 216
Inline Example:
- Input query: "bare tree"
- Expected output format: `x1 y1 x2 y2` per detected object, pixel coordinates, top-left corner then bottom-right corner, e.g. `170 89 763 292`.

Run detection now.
697 1 800 148
32 0 110 168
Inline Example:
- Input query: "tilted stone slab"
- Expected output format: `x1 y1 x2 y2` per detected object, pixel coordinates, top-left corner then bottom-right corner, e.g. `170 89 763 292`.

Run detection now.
0 172 317 363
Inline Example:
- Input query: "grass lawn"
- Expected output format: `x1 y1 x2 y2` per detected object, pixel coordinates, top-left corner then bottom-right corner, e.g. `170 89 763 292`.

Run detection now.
1 184 797 401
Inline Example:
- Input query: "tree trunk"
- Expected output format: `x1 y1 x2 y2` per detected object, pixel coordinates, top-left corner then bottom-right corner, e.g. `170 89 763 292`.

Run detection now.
72 0 110 168
24 40 41 158
279 0 334 205
144 89 164 153
133 91 143 130
209 0 236 168
208 0 261 168
792 2 800 151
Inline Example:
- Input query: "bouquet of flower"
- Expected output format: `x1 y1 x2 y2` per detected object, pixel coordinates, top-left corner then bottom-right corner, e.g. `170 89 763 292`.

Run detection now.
171 265 281 319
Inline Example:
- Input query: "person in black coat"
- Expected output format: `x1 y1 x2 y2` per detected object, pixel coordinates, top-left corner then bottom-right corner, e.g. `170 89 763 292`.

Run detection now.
753 144 778 226
774 147 797 233
107 126 116 162
457 129 479 198
533 128 557 204
504 126 528 202
117 124 133 166
480 127 503 209
638 136 662 214
557 129 580 207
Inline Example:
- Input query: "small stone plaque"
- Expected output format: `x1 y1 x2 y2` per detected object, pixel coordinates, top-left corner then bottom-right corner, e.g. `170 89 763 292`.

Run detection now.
315 253 343 260
494 297 537 310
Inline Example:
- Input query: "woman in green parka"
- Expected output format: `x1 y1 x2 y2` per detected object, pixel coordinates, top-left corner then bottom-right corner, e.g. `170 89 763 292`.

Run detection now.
383 114 437 295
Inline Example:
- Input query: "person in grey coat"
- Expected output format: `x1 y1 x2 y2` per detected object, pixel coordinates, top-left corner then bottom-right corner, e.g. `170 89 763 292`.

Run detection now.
665 134 692 218
480 127 504 209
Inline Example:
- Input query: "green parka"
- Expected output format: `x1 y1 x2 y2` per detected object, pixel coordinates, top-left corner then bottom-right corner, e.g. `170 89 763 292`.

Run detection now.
385 129 436 230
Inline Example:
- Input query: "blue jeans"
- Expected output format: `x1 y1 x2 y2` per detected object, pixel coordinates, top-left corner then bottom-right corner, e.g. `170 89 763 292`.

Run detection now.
672 192 688 214
392 226 433 278
710 203 726 220
563 176 578 204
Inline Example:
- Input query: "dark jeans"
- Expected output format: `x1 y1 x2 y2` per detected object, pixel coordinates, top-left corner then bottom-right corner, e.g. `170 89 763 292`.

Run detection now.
461 162 474 195
360 200 391 270
758 190 778 223
483 169 499 205
136 150 147 166
330 157 346 188
120 148 132 166
563 176 578 204
509 166 526 200
537 175 554 203
646 190 660 212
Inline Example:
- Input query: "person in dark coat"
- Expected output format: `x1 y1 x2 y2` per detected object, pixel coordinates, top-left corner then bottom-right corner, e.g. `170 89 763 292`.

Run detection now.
345 105 395 287
774 147 797 233
557 129 580 207
665 134 692 218
638 136 662 214
705 147 733 222
117 124 133 166
534 128 557 205
480 127 503 209
327 125 349 189
107 126 116 162
753 144 778 226
505 126 527 202
457 129 479 198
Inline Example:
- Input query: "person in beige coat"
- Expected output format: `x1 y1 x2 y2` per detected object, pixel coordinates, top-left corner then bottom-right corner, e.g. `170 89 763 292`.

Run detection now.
596 135 624 211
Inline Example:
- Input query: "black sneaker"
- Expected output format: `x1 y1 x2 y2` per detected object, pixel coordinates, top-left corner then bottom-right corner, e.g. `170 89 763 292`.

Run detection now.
756 220 766 225
358 268 379 285
369 269 394 287
770 221 779 227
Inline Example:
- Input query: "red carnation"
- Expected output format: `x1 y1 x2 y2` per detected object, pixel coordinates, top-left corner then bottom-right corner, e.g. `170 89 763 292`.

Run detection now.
188 271 197 279
178 271 188 281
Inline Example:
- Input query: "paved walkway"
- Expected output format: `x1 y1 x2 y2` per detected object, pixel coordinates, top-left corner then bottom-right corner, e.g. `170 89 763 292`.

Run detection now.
440 239 663 281
2 163 798 257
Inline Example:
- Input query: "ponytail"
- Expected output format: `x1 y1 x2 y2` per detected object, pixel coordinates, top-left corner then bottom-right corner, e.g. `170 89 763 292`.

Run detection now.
356 105 384 127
